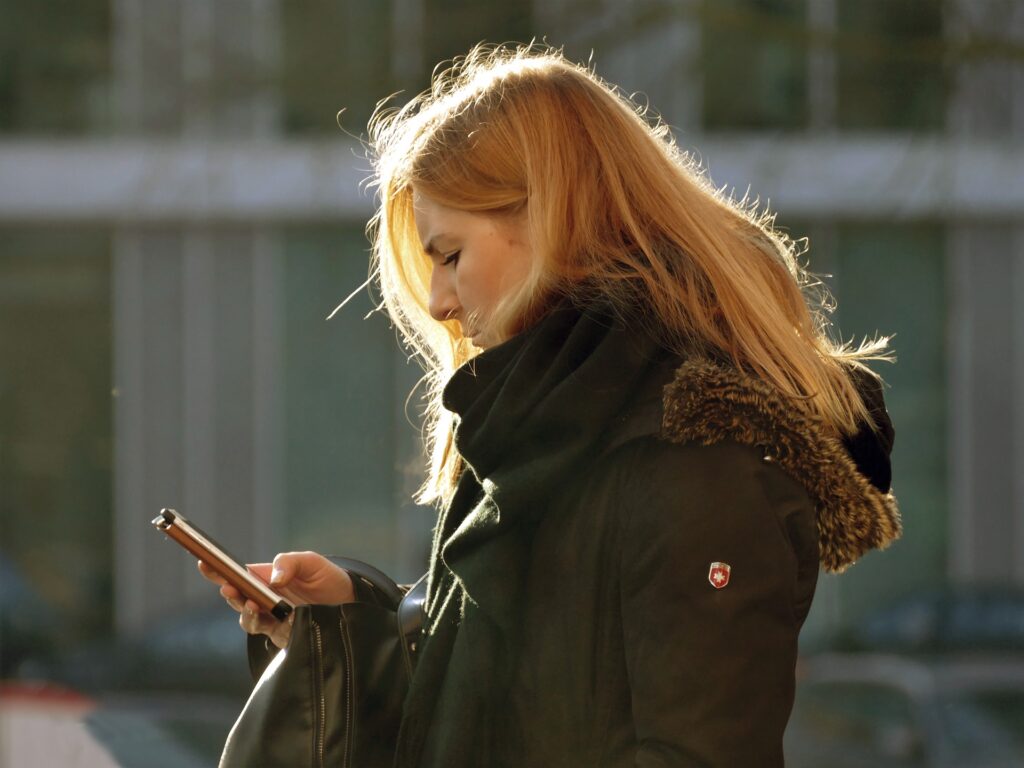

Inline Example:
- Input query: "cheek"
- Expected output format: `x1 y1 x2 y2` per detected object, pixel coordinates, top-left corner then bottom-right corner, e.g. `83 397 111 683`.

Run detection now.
456 229 533 316
493 246 533 307
479 254 527 308
505 243 533 286
454 262 499 314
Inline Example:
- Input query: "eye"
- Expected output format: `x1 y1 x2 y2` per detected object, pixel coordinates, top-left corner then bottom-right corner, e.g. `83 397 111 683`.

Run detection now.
441 250 461 267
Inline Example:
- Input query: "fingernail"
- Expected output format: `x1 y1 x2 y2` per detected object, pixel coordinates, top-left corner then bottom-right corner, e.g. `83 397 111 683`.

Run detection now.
270 567 283 585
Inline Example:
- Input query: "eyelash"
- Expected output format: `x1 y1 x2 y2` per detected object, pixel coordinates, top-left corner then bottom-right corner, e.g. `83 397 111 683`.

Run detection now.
441 251 460 266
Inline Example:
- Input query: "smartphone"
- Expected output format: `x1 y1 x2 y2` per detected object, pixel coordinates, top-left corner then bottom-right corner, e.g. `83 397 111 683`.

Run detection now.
151 508 294 621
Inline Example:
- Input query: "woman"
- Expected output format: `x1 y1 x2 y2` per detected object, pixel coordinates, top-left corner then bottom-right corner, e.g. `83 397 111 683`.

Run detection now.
204 43 900 766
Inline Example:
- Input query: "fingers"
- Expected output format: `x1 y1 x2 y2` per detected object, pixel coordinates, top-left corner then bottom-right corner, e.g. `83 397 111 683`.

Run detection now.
237 599 294 648
220 584 244 611
268 613 295 650
238 599 266 634
204 555 295 646
200 559 272 603
197 559 227 586
201 560 250 610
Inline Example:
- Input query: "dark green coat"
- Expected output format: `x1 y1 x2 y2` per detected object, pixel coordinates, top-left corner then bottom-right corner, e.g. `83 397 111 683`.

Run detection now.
390 303 900 768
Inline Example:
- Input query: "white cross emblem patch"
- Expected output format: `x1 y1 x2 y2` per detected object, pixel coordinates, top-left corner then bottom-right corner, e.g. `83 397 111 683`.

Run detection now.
708 562 731 589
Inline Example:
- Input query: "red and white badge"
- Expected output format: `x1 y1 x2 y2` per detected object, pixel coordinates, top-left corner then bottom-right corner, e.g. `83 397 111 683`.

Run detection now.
708 562 731 589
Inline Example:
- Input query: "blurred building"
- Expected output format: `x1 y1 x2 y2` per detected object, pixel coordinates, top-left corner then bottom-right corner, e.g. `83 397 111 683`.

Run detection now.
1 0 1022 653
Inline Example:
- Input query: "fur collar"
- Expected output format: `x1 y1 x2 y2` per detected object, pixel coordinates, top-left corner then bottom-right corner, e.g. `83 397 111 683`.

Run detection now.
661 358 901 573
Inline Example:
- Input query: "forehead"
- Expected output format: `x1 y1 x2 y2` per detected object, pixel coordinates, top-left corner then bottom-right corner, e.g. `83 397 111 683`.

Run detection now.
412 189 463 240
411 188 442 218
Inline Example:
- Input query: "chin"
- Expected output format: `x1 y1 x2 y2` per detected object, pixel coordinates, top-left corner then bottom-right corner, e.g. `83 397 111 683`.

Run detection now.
464 322 510 351
468 330 498 350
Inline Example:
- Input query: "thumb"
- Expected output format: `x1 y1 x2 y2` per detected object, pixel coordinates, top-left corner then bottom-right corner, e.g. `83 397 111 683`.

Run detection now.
246 562 274 585
270 553 301 587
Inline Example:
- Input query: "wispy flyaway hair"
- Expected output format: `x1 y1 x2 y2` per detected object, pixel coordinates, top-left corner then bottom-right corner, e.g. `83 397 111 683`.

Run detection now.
367 43 891 505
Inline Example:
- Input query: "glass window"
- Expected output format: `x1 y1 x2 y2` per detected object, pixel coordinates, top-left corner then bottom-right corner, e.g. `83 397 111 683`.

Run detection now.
836 0 946 131
279 2 395 135
833 224 948 613
796 223 947 641
0 0 112 135
422 0 535 75
701 0 809 131
279 1 536 136
281 226 428 577
0 229 113 673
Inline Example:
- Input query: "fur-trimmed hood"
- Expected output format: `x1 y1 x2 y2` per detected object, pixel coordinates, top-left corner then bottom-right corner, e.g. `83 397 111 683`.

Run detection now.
661 358 901 573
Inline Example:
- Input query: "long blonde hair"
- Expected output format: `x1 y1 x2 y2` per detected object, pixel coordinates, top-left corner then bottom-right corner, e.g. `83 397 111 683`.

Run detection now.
367 43 891 505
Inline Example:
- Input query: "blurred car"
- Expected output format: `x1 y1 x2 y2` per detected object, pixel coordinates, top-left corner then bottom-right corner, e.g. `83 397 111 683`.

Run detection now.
0 552 58 676
0 680 222 767
784 653 1024 768
15 604 253 764
24 603 252 696
835 586 1024 655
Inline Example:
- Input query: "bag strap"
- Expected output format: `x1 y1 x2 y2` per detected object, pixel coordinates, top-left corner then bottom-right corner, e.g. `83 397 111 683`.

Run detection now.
398 573 428 653
326 555 407 609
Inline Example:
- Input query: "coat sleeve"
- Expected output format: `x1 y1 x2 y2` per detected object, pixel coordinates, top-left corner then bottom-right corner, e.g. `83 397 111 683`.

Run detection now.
246 558 421 682
614 436 817 768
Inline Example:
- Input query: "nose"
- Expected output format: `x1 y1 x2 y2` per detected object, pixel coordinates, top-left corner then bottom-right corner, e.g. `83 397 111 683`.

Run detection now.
428 263 459 323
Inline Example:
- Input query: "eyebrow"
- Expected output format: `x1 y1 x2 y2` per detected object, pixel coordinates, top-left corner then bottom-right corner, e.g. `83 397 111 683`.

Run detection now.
421 235 449 257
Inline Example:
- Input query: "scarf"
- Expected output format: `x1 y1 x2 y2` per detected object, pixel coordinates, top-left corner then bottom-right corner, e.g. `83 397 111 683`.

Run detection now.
393 300 674 767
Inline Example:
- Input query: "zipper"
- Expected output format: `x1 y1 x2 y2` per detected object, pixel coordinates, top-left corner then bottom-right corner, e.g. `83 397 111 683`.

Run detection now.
339 614 354 768
311 620 326 768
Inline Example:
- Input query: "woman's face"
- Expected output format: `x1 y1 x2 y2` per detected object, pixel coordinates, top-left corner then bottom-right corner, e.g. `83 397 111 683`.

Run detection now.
413 189 534 349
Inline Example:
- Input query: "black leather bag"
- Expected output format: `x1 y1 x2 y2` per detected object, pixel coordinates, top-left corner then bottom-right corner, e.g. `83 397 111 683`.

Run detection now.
219 558 426 768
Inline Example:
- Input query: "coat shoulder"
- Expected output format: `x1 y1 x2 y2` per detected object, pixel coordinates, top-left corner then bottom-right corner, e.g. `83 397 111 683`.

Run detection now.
659 356 901 572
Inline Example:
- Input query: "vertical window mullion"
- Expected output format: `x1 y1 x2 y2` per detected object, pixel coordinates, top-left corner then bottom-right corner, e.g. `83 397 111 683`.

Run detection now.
807 0 836 132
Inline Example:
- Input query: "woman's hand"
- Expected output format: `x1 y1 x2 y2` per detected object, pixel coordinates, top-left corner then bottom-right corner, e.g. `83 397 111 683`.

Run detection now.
198 551 356 650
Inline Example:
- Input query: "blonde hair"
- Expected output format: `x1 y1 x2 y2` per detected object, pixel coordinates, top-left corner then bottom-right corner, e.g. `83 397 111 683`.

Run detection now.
367 43 891 505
